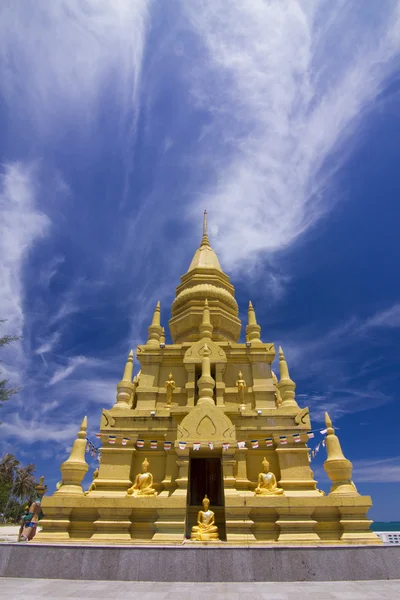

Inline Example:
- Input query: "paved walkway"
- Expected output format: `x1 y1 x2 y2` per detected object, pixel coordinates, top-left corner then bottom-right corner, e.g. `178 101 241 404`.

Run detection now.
0 578 399 599
0 526 19 543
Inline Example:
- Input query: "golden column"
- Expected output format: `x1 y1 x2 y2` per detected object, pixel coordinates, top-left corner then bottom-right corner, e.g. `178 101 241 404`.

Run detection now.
56 416 89 495
197 343 215 405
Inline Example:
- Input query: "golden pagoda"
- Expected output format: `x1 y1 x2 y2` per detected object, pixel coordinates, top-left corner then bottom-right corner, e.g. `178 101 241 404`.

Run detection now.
36 213 380 545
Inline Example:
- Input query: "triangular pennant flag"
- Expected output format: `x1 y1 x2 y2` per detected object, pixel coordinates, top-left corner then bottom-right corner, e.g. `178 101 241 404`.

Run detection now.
208 442 214 450
223 443 230 451
193 442 201 451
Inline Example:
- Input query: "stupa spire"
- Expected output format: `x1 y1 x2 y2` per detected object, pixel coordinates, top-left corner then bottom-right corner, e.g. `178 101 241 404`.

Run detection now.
199 299 213 339
323 412 358 495
57 416 88 495
114 350 135 409
200 209 211 248
277 346 299 408
197 343 215 405
147 301 162 346
246 301 262 344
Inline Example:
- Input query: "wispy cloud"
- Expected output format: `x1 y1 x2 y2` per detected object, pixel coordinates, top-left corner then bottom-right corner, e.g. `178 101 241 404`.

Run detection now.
48 355 88 386
0 162 50 358
364 304 400 328
183 0 400 271
1 415 78 444
0 1 150 136
353 457 400 483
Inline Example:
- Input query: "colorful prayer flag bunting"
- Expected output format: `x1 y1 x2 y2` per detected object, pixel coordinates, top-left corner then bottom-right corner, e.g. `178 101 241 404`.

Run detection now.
150 440 158 450
122 437 130 446
279 436 287 445
193 442 201 451
251 440 259 449
307 432 315 439
208 442 214 450
222 443 230 451
164 441 172 451
237 441 246 449
293 434 301 443
265 438 273 447
179 442 186 450
136 439 145 448
95 433 102 438
320 428 328 435
108 435 116 444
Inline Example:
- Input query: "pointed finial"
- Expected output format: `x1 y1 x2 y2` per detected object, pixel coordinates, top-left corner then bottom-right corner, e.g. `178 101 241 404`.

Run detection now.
323 412 358 495
58 416 89 494
160 327 166 345
246 301 262 343
277 347 298 408
197 342 215 405
200 210 211 247
147 301 162 346
325 412 333 431
199 298 213 339
121 350 134 382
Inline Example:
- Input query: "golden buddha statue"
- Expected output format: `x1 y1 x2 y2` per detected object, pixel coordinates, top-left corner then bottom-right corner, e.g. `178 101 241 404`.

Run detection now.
127 458 157 497
191 495 219 541
165 372 176 407
254 457 284 495
84 468 99 496
236 371 246 408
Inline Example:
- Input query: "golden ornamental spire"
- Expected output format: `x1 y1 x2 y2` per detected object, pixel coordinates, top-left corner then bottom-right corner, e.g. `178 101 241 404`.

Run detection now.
57 416 89 495
323 412 358 495
147 301 162 346
199 299 213 339
197 343 215 405
200 209 211 248
122 350 134 382
277 346 298 408
114 350 136 409
246 301 262 344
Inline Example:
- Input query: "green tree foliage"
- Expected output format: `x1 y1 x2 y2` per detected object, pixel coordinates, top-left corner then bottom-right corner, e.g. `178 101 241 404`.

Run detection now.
0 320 21 405
0 453 38 522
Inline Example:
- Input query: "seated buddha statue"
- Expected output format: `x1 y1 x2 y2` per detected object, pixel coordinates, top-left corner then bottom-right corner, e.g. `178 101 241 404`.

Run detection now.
254 457 284 495
191 495 219 541
127 458 157 497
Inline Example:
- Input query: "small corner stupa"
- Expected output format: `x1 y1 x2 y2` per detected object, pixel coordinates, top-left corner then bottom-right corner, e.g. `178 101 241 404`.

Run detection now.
36 213 381 545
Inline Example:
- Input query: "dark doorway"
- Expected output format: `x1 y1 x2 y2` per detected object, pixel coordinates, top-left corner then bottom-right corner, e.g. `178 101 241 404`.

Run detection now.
190 458 223 506
186 456 226 540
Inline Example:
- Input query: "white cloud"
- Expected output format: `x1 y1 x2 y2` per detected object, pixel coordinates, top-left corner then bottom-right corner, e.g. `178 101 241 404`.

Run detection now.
0 415 78 444
183 0 400 270
35 331 61 355
0 0 150 135
48 355 88 386
0 162 50 354
353 457 400 483
364 304 400 328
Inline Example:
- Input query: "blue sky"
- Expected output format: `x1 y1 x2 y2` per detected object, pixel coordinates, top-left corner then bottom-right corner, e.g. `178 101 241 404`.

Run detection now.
0 1 400 520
